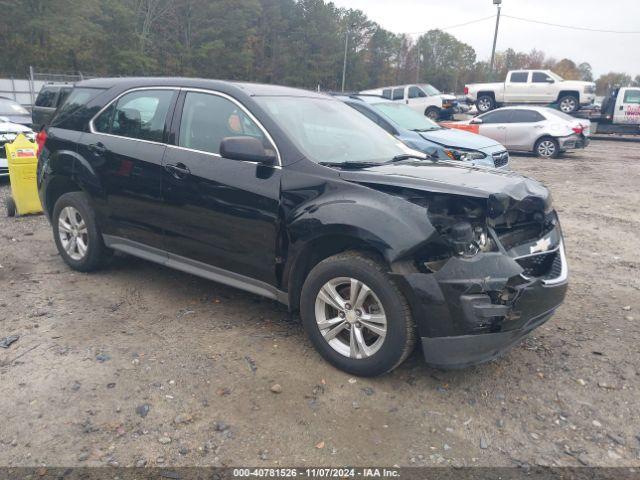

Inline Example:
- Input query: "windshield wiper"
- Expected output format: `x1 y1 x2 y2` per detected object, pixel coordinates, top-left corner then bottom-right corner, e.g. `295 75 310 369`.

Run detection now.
411 127 441 132
385 153 435 164
318 161 380 169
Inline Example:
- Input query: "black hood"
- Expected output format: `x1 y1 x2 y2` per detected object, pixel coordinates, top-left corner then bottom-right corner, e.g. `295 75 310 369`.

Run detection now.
338 160 550 206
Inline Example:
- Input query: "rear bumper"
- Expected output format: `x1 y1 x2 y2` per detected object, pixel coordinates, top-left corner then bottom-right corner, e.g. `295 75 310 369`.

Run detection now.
560 134 590 150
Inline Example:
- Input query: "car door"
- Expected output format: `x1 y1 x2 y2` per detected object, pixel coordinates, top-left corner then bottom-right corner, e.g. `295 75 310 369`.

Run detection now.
614 88 640 125
406 85 428 114
476 109 512 145
504 109 546 150
160 89 282 285
530 72 556 103
78 87 178 250
504 72 531 103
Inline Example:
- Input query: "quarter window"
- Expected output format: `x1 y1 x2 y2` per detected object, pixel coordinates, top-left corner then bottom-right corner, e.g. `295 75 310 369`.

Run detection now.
35 88 58 108
93 90 174 142
510 72 528 83
381 89 392 99
392 88 404 101
178 92 268 155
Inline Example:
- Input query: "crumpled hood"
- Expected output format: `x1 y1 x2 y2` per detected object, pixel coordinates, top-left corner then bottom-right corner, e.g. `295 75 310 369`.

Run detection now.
339 160 549 205
420 127 501 150
0 119 32 133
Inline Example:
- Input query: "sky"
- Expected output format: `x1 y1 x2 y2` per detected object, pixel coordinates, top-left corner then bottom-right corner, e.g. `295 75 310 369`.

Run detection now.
331 0 640 77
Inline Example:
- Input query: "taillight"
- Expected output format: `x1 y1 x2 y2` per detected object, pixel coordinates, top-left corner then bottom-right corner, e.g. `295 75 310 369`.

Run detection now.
36 129 47 156
572 125 584 135
464 86 469 95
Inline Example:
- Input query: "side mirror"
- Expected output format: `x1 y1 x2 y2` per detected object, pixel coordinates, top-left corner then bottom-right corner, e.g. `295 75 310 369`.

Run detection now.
546 78 555 83
470 118 483 125
220 136 277 165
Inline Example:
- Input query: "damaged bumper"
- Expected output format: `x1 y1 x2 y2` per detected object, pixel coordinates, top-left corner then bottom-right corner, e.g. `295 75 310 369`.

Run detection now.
393 223 568 369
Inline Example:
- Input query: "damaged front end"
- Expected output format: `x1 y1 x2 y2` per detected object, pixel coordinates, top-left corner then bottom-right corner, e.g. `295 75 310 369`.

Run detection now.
385 186 568 368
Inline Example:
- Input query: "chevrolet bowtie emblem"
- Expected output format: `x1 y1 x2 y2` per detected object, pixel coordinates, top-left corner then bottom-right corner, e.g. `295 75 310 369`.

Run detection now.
530 237 552 254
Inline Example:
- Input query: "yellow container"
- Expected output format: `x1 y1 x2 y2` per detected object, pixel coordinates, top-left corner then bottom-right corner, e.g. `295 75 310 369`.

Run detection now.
5 134 43 216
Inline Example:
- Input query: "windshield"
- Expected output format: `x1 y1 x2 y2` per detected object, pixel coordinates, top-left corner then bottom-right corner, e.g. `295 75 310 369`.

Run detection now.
255 96 411 164
372 102 441 131
548 71 564 82
418 84 441 96
0 99 29 115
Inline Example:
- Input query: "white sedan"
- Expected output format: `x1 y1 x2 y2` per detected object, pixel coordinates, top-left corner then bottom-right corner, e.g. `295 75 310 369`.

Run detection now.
444 106 591 158
0 117 35 177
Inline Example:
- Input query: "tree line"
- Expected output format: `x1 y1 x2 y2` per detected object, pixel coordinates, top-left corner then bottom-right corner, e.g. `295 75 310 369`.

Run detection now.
1 0 638 95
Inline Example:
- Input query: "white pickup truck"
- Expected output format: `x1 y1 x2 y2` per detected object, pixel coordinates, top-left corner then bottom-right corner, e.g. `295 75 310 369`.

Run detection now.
465 70 596 114
359 84 458 120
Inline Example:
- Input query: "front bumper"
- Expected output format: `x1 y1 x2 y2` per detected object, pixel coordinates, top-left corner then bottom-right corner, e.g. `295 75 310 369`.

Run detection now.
392 222 568 368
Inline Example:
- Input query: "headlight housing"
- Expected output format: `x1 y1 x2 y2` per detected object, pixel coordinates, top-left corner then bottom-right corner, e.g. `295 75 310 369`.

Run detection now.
444 149 486 162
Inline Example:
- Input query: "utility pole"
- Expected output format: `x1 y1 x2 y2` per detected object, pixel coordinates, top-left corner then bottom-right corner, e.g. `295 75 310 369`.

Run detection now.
341 25 351 92
489 0 502 76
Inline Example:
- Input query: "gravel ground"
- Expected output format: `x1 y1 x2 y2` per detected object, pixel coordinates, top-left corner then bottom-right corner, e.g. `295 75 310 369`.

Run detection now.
1 139 639 468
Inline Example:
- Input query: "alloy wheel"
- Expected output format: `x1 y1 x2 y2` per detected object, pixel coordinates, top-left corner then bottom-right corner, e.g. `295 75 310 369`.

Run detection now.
559 97 577 113
478 98 492 112
314 277 387 359
537 140 557 158
58 206 89 261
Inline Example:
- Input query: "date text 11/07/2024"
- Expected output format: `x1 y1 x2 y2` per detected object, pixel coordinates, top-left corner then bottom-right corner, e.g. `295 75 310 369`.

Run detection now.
232 468 400 478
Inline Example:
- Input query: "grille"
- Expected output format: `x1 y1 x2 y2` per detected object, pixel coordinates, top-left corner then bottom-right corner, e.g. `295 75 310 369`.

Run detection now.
516 250 559 279
492 151 509 168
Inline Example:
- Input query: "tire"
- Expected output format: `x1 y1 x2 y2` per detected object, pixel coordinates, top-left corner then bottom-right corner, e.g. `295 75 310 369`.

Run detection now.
300 251 416 377
534 137 560 159
52 191 112 272
476 95 495 113
558 95 579 114
425 107 440 121
6 197 16 217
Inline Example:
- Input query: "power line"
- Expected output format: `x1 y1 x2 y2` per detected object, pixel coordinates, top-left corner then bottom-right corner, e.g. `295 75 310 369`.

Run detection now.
502 14 640 34
405 15 495 36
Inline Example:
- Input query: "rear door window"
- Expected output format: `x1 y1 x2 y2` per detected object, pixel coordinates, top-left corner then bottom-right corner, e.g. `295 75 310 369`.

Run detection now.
35 88 58 108
392 88 404 101
94 89 175 142
381 89 392 99
479 110 513 124
509 72 529 83
511 110 545 123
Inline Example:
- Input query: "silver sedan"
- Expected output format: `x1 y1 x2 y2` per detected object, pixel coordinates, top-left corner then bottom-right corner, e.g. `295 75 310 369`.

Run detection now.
454 106 591 158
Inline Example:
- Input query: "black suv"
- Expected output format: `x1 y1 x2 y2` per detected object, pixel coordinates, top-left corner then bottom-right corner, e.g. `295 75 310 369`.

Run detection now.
38 78 568 376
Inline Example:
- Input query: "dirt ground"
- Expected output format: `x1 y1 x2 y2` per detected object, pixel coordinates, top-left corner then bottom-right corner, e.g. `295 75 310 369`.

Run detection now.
1 139 639 469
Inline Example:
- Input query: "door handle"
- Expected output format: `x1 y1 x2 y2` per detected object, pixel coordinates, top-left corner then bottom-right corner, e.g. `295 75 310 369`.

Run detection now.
88 142 107 155
165 162 191 179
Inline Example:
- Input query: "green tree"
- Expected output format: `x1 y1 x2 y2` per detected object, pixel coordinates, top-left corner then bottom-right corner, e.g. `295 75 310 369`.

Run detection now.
596 72 633 95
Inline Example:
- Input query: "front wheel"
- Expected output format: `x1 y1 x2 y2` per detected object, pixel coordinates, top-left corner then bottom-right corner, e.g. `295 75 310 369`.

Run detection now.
535 137 560 159
300 252 416 377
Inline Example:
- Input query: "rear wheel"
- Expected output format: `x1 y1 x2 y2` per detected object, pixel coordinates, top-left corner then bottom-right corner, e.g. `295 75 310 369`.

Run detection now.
558 95 579 114
52 192 112 272
300 252 416 377
476 95 495 113
425 107 440 121
535 137 560 159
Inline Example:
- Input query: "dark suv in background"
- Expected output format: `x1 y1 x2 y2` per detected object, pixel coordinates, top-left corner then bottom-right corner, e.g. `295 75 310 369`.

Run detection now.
32 83 73 131
38 78 568 376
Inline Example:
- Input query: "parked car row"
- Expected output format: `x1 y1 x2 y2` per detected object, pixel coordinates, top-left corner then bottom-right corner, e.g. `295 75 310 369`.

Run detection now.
36 77 568 376
360 83 458 121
